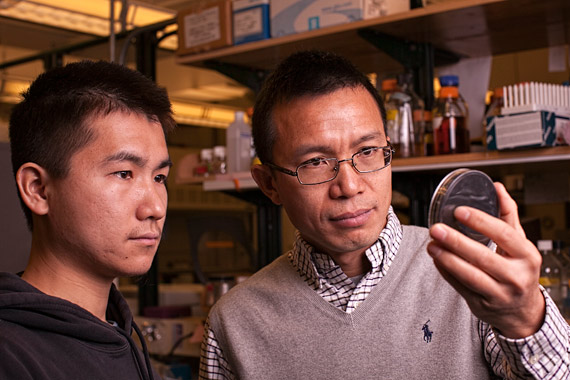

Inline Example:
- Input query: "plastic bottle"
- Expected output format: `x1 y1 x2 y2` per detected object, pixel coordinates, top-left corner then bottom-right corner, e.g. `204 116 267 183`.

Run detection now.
538 239 563 307
482 87 503 150
226 111 252 173
381 79 399 151
432 75 470 155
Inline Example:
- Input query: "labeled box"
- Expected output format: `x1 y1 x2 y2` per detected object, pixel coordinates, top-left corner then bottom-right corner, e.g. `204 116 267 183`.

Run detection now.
177 0 232 55
233 0 270 45
363 0 411 19
485 111 567 150
270 0 410 38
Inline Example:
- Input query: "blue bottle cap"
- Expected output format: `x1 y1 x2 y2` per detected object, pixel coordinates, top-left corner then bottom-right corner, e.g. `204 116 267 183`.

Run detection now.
439 75 459 87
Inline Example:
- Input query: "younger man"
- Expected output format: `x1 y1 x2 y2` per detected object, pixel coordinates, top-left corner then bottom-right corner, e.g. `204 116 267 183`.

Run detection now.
0 60 175 379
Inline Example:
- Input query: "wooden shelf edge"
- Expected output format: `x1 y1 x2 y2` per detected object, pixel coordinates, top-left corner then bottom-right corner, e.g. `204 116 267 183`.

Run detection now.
202 173 257 192
392 146 570 172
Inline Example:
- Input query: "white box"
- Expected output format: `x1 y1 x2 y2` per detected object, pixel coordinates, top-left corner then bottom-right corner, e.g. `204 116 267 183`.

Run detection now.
270 0 409 38
485 111 565 150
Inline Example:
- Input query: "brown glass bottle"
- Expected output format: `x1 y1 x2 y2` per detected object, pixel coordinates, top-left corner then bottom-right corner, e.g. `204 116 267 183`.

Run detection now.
432 86 470 154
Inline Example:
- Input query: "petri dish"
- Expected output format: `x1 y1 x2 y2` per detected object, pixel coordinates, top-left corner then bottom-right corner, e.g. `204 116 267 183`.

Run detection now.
428 168 499 247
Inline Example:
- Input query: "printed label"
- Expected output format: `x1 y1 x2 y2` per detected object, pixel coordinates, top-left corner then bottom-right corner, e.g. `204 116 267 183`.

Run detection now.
183 7 221 48
234 8 263 38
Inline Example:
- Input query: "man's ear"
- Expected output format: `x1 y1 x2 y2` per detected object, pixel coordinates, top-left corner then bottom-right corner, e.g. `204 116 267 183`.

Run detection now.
251 164 282 205
16 163 50 216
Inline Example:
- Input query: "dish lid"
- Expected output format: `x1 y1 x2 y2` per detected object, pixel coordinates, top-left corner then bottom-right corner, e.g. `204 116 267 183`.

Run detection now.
428 168 499 247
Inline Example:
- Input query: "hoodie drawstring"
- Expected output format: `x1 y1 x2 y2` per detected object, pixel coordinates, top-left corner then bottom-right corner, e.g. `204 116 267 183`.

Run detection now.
132 322 155 380
115 322 155 380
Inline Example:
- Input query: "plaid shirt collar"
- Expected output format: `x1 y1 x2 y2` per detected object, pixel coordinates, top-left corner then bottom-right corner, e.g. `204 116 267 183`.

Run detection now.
289 206 402 291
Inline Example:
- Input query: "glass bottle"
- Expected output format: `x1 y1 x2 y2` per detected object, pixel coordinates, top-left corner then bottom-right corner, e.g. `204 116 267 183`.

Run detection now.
413 109 425 156
212 145 227 175
381 78 399 152
398 73 425 158
432 76 470 155
194 148 213 177
422 110 434 156
538 239 563 308
391 90 415 158
439 75 469 119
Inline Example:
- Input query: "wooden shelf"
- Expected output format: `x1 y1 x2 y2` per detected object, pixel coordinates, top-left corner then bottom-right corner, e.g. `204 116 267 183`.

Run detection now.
176 0 570 74
202 146 570 191
202 174 258 192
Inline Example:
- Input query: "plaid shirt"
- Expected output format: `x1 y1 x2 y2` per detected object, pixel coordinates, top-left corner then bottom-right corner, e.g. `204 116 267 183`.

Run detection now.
199 208 570 379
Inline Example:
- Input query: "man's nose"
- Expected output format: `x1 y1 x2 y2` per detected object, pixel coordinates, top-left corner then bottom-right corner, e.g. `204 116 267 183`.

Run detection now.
136 181 167 221
329 159 363 198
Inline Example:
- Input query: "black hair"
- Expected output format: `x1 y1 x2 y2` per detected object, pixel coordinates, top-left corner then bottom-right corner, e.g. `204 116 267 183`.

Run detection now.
9 60 176 229
251 50 386 164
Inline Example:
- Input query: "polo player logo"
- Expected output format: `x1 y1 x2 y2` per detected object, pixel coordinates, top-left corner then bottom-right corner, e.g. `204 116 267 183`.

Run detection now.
422 320 433 343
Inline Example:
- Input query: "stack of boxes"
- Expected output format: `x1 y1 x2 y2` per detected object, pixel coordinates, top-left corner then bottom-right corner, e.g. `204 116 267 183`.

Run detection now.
176 0 411 55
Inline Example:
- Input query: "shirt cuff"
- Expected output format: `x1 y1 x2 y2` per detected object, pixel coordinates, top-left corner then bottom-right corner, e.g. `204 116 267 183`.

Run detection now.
494 286 570 378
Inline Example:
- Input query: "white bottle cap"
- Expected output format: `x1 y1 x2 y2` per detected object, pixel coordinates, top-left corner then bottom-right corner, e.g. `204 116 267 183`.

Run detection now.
235 110 245 122
200 148 213 161
213 145 226 158
537 240 553 251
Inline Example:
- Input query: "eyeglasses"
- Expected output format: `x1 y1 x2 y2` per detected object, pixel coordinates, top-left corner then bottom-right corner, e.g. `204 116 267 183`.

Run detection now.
266 143 395 185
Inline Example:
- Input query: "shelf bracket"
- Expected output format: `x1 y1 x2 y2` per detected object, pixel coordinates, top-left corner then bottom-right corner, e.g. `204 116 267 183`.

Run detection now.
357 29 463 109
203 60 270 94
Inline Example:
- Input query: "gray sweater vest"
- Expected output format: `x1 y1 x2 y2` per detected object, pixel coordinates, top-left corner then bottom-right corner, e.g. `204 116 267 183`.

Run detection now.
209 225 495 379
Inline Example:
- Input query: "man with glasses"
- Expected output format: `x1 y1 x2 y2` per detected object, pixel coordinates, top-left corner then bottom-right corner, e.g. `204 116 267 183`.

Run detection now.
199 50 570 379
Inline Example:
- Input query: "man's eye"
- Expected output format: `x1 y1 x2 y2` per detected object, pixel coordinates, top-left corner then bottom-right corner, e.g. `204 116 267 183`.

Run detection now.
155 174 167 184
303 158 328 168
115 171 132 179
359 147 379 157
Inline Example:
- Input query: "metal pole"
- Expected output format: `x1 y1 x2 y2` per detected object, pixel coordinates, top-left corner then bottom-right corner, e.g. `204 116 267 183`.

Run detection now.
109 0 115 62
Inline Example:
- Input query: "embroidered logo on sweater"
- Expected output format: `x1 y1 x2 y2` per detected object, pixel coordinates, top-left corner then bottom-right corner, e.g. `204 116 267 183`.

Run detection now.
422 320 433 343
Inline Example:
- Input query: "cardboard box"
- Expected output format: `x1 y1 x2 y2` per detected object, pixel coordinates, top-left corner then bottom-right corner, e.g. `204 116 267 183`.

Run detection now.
270 0 409 38
363 0 411 19
485 111 567 150
233 0 270 45
177 0 232 55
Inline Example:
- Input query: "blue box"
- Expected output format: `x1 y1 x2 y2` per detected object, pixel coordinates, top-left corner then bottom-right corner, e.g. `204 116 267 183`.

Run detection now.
233 0 270 44
270 0 362 38
485 111 566 150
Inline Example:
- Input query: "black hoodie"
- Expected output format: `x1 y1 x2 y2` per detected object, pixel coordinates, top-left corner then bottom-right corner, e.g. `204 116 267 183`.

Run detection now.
0 272 159 380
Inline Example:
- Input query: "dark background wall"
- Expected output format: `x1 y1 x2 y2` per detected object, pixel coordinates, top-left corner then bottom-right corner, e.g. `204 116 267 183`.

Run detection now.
0 142 31 273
